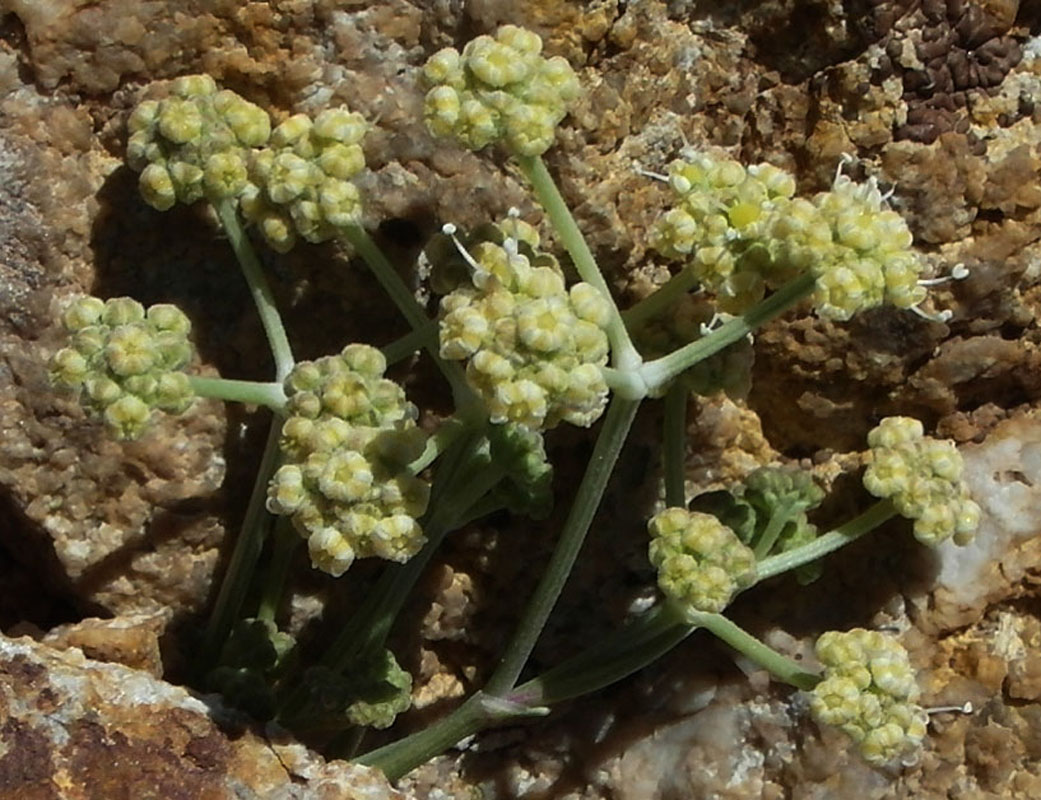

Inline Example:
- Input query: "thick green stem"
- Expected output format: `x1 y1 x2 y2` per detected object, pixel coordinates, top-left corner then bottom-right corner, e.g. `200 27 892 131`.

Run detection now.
622 269 700 328
639 273 817 394
514 154 642 373
753 505 791 561
689 611 820 691
188 375 287 411
215 200 295 381
483 396 642 696
256 517 298 624
342 224 478 416
662 384 688 508
359 694 489 782
756 499 897 582
200 414 283 671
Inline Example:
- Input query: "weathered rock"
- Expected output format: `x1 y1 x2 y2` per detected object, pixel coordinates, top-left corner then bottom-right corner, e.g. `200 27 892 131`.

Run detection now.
0 632 403 799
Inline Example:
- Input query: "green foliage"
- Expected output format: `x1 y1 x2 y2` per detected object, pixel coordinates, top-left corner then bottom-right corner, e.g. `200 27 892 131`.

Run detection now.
690 465 825 583
301 649 413 731
205 618 296 720
487 422 553 519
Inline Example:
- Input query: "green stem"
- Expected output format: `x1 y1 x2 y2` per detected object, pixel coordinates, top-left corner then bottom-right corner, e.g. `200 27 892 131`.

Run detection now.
510 602 691 707
689 611 820 691
359 694 489 782
200 414 283 672
256 517 298 624
407 416 469 475
639 273 817 394
514 154 642 373
382 320 438 365
662 384 688 508
215 199 295 381
756 499 897 583
622 268 700 328
483 396 642 696
342 224 478 416
188 375 287 411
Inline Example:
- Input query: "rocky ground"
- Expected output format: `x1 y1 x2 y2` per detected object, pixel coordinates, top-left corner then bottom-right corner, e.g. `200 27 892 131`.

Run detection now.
2 0 1041 797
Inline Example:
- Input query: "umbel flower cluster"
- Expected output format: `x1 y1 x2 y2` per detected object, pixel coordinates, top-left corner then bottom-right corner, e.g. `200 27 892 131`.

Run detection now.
647 507 757 617
652 151 928 320
126 74 368 253
863 416 980 546
437 221 612 430
266 345 430 576
49 296 194 440
127 74 270 210
809 628 929 766
422 24 581 156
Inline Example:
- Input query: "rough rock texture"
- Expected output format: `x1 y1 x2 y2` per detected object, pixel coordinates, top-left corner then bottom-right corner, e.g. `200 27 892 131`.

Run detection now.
0 0 1041 798
0 632 403 799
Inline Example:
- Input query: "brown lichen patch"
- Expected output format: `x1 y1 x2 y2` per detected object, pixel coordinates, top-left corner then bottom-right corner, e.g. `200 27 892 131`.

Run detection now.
0 718 57 800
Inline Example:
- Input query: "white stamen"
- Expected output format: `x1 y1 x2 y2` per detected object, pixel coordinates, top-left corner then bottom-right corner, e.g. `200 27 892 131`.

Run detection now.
910 304 953 323
834 152 855 186
636 166 670 183
442 222 482 273
926 701 973 716
918 263 970 287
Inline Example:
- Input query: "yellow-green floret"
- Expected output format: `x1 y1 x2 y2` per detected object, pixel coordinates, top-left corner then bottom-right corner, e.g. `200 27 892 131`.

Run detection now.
436 221 611 430
809 628 929 766
862 416 980 546
49 296 195 439
239 108 368 252
265 345 430 576
647 507 757 617
127 74 271 210
422 25 580 156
